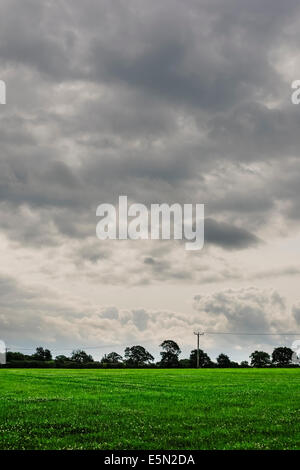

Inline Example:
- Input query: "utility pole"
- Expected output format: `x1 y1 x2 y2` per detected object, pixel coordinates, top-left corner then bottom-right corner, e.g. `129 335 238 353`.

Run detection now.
194 332 204 368
4 347 9 365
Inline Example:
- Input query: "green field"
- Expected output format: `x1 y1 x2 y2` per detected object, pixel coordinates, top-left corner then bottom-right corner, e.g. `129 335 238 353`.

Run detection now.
0 368 299 450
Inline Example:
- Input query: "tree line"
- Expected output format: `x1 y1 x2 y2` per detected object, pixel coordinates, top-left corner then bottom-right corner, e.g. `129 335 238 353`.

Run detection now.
2 341 298 368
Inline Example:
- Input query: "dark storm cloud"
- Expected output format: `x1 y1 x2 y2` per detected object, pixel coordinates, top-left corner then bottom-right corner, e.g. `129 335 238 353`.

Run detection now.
0 0 300 272
206 102 300 163
2 0 300 361
205 218 260 249
88 0 296 110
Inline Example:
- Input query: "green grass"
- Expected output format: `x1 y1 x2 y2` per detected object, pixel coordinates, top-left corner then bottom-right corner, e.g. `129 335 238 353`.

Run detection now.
0 368 299 450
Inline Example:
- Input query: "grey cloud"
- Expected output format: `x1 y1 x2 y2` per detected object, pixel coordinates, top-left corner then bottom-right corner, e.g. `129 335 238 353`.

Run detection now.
1 0 300 345
132 309 149 331
193 287 296 339
207 102 300 163
1 277 297 359
0 0 300 252
100 307 119 320
0 273 193 352
90 1 296 111
205 218 261 249
293 305 300 325
253 266 300 280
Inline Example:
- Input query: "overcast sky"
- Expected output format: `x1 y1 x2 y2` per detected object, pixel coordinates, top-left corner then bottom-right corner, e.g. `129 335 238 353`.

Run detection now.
1 0 300 362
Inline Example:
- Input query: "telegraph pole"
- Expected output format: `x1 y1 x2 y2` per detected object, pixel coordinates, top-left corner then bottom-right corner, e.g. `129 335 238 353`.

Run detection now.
194 331 204 368
4 347 9 365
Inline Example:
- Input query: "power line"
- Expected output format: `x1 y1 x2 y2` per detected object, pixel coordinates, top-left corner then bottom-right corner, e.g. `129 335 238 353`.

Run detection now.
6 344 129 352
204 332 300 336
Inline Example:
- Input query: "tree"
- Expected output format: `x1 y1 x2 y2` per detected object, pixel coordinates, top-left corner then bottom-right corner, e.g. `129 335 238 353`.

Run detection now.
44 349 52 361
6 352 25 361
32 347 52 361
124 346 154 367
230 361 239 368
55 355 70 364
179 359 191 368
272 347 293 367
216 353 231 368
240 360 250 368
190 349 212 368
101 352 123 364
250 350 271 368
71 350 94 363
160 340 181 367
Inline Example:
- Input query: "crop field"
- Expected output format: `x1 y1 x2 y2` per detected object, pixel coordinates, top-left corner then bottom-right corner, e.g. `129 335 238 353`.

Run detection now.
0 368 299 450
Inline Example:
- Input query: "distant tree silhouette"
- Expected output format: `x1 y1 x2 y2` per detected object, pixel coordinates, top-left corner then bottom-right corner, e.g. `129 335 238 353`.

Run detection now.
7 341 298 370
6 352 26 361
230 361 239 368
240 360 250 368
101 352 123 364
124 346 154 367
272 347 293 367
160 340 181 367
190 349 212 368
178 359 190 368
55 355 70 364
71 350 94 363
32 347 52 361
250 350 271 368
216 353 231 368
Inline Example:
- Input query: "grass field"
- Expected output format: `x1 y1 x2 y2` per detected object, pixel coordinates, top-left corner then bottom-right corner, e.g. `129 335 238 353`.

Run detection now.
0 368 299 450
